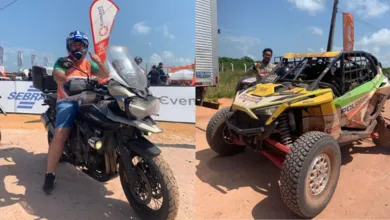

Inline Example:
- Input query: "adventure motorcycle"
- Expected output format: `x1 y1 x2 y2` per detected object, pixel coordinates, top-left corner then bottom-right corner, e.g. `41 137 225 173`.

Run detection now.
32 46 179 220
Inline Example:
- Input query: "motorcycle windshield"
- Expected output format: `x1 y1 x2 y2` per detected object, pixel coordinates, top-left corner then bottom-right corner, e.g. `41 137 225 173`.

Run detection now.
106 46 148 92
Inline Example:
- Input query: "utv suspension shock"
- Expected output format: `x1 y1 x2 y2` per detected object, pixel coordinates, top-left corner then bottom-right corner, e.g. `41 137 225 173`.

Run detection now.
279 113 293 146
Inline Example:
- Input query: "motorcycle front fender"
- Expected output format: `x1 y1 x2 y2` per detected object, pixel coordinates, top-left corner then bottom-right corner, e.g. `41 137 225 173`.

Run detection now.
125 136 161 157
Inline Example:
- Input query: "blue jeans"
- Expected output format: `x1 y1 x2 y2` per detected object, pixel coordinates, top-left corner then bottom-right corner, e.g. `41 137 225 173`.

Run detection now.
54 101 79 128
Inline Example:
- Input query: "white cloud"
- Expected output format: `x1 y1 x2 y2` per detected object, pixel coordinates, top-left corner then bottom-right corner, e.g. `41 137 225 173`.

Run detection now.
345 0 389 18
246 54 256 60
222 35 260 46
221 35 260 59
310 26 324 36
356 29 390 47
149 51 192 66
288 0 325 15
161 24 175 40
132 22 151 34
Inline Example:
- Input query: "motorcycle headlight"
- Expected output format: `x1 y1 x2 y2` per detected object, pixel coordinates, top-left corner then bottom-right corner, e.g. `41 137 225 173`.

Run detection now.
125 96 160 120
252 105 280 116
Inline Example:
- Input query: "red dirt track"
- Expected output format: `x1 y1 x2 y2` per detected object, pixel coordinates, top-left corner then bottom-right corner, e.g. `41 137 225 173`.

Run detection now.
0 114 195 220
196 99 390 219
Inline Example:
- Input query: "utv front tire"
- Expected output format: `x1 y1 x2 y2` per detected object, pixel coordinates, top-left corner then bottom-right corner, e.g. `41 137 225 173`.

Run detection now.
206 107 245 156
280 131 341 218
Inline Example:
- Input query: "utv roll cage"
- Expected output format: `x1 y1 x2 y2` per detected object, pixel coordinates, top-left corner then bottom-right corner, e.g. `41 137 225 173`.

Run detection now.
267 51 380 96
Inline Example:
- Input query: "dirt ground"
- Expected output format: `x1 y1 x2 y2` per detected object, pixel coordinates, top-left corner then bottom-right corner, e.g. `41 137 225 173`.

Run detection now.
0 114 195 220
196 99 390 219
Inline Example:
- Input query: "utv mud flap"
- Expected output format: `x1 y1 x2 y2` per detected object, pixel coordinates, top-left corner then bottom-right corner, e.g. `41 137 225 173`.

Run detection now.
126 136 161 157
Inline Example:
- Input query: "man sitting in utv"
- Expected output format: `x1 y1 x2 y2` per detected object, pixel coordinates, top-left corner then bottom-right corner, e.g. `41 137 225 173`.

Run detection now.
235 47 277 93
43 30 110 194
248 48 277 80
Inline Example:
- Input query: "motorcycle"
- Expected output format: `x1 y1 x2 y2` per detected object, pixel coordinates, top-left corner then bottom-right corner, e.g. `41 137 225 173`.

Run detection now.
33 46 179 220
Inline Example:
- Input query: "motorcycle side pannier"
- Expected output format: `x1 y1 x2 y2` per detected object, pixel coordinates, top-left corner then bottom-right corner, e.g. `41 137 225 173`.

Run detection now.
32 66 57 92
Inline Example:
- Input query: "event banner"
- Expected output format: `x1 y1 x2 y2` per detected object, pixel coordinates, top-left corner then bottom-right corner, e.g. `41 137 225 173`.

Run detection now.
31 54 37 66
0 81 195 123
89 0 119 63
17 51 23 71
343 12 354 52
44 57 49 67
0 45 3 65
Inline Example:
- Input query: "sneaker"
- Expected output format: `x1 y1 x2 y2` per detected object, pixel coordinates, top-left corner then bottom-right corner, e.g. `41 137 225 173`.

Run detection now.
43 173 56 194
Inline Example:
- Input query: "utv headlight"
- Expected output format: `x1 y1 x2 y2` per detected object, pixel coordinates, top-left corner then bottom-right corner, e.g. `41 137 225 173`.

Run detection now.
252 105 280 116
125 96 160 120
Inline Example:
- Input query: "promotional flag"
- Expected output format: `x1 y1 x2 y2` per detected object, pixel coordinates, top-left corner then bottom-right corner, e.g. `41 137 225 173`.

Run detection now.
31 54 37 66
343 12 354 52
89 0 119 63
0 45 3 65
44 56 49 66
17 51 23 71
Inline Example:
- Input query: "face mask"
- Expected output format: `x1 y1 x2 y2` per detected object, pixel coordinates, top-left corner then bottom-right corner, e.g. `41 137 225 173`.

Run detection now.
72 50 84 61
263 57 271 63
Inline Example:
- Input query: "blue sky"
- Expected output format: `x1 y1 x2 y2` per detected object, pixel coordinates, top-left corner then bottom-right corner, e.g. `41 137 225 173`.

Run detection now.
0 0 194 72
218 0 390 66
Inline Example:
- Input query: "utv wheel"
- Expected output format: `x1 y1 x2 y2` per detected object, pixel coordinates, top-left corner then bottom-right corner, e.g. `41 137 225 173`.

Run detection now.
280 131 341 218
206 107 245 156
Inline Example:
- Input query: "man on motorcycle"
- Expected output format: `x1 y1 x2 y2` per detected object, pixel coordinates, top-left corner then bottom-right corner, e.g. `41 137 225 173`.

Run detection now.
43 30 110 194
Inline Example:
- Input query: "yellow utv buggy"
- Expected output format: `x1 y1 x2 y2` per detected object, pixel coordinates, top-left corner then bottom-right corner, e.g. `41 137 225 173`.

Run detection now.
206 51 390 218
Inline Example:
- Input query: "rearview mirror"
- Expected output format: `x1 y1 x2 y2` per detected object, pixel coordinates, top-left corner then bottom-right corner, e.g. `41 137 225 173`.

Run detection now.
58 58 74 69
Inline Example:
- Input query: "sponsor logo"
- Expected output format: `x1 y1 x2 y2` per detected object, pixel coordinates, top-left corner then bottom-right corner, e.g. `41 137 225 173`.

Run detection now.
238 93 262 103
99 26 108 36
7 85 42 109
196 72 211 78
160 96 195 106
341 96 368 114
98 5 105 26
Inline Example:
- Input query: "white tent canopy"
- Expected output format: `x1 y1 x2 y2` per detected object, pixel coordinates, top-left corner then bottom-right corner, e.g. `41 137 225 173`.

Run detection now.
169 69 193 81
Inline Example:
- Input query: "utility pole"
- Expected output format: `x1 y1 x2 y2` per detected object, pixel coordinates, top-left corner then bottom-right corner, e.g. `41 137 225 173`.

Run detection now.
326 0 339 52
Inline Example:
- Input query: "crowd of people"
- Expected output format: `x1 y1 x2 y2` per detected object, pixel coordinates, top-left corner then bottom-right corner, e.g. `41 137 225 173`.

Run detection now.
147 62 167 85
134 56 167 85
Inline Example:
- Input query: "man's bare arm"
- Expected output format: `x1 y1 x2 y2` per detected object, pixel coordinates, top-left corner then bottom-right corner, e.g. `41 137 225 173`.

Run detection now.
53 69 68 84
96 63 110 79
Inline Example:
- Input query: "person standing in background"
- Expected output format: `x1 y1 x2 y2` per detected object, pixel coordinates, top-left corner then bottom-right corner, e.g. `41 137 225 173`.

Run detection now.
156 62 167 84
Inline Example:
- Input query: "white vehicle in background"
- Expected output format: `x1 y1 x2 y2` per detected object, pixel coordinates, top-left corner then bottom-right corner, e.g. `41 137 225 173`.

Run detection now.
195 0 218 107
168 69 194 86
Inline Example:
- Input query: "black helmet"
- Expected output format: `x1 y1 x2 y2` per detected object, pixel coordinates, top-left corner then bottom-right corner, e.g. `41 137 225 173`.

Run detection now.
152 65 157 69
134 56 142 65
158 62 163 66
